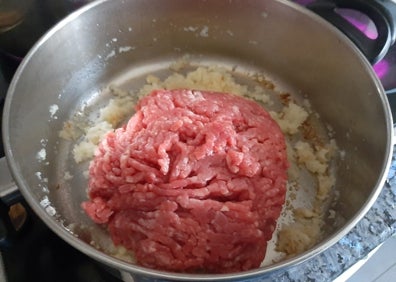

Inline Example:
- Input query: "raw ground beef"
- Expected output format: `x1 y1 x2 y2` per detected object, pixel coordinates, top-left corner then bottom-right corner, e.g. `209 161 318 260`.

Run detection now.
82 89 288 273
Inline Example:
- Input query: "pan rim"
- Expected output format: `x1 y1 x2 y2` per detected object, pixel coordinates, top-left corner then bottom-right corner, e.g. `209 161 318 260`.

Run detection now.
2 0 394 280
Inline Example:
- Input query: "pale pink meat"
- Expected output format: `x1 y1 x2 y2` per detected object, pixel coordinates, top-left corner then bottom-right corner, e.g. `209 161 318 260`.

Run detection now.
82 89 288 273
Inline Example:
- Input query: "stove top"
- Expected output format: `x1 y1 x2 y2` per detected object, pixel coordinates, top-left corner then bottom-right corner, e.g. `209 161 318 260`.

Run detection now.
0 1 396 282
1 202 121 282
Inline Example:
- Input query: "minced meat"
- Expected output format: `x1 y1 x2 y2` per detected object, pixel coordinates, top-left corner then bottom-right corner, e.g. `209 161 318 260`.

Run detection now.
82 89 288 273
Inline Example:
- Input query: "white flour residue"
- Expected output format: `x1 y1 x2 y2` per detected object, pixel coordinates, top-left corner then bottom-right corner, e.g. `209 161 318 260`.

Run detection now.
49 104 59 119
36 171 49 193
36 148 46 162
39 184 49 194
57 91 64 99
35 171 42 180
183 25 209 37
105 50 116 60
40 195 50 207
45 206 57 216
119 46 135 53
40 138 48 146
104 45 136 60
40 195 57 216
35 171 48 183
199 25 209 37
184 26 199 32
37 139 49 164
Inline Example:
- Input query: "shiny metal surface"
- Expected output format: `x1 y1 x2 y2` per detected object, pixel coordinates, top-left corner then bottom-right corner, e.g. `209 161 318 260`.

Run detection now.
1 0 393 280
0 158 18 199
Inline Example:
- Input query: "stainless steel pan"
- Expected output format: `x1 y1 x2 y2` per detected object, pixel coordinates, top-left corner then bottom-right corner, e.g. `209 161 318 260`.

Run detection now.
0 0 394 280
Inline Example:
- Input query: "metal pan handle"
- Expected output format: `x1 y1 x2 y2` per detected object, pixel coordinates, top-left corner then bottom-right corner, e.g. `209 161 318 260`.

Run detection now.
0 158 21 205
307 0 396 64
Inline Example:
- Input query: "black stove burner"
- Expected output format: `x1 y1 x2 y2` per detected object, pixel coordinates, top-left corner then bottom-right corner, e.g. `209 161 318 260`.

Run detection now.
1 203 122 282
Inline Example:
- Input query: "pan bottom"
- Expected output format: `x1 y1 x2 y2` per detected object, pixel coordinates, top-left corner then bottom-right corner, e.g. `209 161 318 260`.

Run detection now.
47 54 341 269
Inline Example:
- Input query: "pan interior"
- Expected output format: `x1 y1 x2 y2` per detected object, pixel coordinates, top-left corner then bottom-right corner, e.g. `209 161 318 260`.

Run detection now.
47 54 338 265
